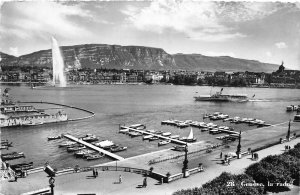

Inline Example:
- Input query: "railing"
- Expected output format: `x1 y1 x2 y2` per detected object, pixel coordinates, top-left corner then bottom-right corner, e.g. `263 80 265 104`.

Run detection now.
168 173 183 182
26 167 44 175
55 168 74 176
21 187 50 195
148 144 215 165
189 167 204 175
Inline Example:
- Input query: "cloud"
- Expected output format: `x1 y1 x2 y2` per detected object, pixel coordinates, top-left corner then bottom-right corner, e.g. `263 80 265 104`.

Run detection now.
1 2 93 41
275 42 288 49
266 51 272 57
9 47 19 56
123 0 289 42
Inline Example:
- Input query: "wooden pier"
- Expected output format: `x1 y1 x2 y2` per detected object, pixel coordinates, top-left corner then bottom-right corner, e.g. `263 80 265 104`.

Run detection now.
63 134 125 161
120 126 188 145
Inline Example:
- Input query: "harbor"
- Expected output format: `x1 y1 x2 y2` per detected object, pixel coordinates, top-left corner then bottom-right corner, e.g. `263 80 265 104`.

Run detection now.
1 85 300 170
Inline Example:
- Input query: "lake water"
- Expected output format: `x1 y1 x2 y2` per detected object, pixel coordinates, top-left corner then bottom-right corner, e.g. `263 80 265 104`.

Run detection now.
1 85 300 169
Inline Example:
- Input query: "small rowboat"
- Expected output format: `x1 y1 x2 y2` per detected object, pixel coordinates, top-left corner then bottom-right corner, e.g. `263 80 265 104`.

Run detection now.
149 137 159 141
59 141 76 147
128 132 143 137
170 135 179 140
48 136 62 141
162 132 171 137
74 149 95 158
86 153 105 160
143 135 154 140
67 146 86 152
158 140 171 146
154 131 164 135
110 146 127 153
146 129 156 134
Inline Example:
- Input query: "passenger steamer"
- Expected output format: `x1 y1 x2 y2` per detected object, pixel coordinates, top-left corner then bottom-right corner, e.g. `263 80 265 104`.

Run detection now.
0 89 68 128
194 88 250 102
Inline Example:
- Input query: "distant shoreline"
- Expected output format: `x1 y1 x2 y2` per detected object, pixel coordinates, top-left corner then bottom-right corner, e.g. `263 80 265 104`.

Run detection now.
1 81 299 89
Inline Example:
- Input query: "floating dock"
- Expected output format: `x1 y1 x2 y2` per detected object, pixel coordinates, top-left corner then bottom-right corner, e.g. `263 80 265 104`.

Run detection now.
63 134 125 161
120 126 188 145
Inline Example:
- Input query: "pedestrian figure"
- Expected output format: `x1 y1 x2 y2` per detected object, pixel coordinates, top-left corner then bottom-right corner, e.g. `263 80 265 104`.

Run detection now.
119 175 122 184
93 169 96 178
143 177 147 188
228 159 230 165
220 152 223 159
96 169 98 177
161 177 163 184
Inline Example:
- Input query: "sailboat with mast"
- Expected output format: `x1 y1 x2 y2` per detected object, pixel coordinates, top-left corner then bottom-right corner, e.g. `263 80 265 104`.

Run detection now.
180 128 197 143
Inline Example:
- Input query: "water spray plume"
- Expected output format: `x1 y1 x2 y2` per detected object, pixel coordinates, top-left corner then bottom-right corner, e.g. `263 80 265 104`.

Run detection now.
51 36 66 87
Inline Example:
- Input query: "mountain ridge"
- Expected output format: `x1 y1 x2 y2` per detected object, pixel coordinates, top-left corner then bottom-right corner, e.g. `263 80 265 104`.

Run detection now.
0 44 279 72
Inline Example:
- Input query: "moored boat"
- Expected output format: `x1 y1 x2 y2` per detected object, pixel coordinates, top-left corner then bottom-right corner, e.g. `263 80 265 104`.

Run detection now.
59 141 76 147
162 132 171 137
149 137 159 141
194 88 250 102
93 140 114 148
48 135 62 141
74 149 95 158
154 131 164 135
172 145 186 151
86 153 105 160
81 134 99 142
170 135 180 140
158 140 171 146
180 128 197 142
128 132 143 137
294 114 300 122
1 152 25 161
67 145 86 152
143 135 154 140
146 129 156 134
110 146 127 153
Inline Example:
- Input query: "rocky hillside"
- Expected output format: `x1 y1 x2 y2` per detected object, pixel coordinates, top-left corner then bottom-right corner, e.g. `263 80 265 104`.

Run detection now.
173 54 279 72
0 44 176 70
0 44 279 72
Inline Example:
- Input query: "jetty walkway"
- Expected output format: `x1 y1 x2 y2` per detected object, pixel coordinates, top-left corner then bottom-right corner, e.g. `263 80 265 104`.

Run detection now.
63 134 125 161
19 101 95 122
120 126 187 145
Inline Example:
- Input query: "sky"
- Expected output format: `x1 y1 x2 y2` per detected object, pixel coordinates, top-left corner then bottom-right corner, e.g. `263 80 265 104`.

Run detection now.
0 0 300 70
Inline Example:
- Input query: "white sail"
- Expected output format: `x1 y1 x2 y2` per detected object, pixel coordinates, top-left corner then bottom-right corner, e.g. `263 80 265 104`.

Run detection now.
187 128 194 139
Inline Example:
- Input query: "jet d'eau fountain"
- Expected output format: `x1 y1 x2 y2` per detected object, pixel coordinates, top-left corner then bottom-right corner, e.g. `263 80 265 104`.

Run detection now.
51 36 67 87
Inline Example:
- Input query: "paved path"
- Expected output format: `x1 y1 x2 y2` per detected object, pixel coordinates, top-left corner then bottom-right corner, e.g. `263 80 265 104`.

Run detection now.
1 138 299 195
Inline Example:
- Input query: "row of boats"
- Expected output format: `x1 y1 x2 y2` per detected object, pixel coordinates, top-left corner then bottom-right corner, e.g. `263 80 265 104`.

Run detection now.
205 112 271 127
286 105 300 112
57 134 127 161
120 125 197 145
1 139 13 150
1 151 25 161
162 112 271 129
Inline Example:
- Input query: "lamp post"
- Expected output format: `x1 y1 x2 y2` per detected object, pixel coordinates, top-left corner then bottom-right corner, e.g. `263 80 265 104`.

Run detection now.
182 144 189 178
236 131 242 159
49 177 55 195
286 120 291 141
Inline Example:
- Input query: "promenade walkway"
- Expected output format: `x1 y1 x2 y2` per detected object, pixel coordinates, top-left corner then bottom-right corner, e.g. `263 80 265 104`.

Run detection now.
1 138 298 195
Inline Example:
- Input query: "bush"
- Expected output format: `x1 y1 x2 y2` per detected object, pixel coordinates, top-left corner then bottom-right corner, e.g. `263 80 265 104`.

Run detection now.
246 154 299 192
173 172 264 195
